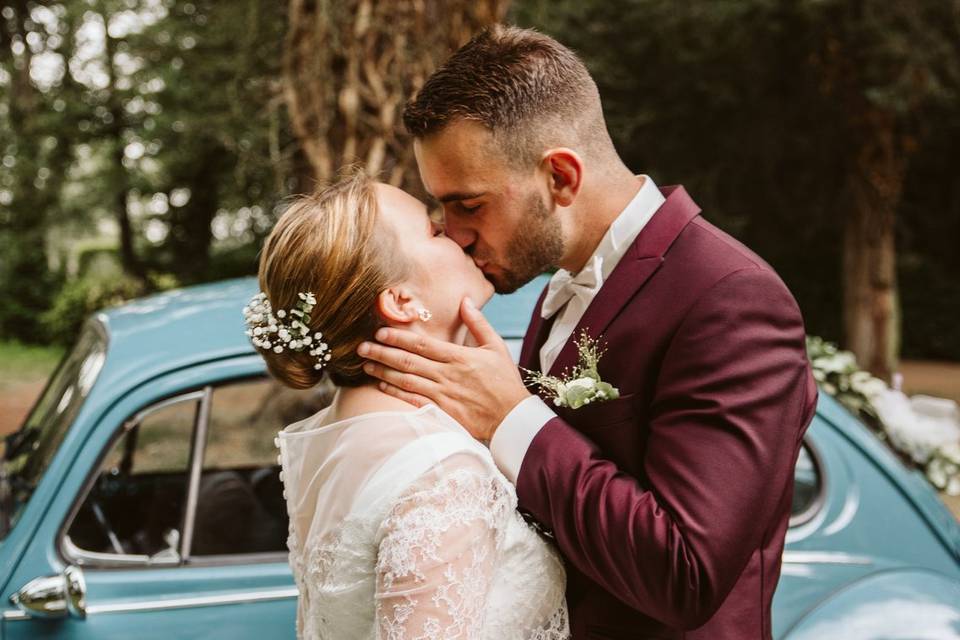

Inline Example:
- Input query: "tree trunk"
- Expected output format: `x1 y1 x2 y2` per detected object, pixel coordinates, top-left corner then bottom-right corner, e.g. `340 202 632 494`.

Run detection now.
842 108 906 382
282 0 509 194
101 7 146 283
0 0 57 340
166 144 226 284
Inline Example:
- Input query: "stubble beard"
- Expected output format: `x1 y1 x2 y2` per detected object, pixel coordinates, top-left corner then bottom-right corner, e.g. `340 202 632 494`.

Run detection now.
488 191 564 294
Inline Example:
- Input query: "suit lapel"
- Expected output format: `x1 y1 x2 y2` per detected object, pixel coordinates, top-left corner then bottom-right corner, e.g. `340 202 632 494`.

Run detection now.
517 286 561 402
518 289 552 372
547 185 702 378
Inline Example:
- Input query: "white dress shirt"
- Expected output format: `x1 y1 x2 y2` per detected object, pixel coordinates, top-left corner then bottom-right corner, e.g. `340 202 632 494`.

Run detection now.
488 175 666 484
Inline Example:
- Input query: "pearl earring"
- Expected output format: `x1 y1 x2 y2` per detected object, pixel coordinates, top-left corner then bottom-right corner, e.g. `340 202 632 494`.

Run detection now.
417 308 432 322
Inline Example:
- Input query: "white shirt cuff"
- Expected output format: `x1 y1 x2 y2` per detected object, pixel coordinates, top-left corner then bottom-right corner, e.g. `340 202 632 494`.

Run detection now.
489 394 556 485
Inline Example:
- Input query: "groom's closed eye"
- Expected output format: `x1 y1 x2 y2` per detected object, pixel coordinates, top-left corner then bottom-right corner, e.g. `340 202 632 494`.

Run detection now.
456 202 481 215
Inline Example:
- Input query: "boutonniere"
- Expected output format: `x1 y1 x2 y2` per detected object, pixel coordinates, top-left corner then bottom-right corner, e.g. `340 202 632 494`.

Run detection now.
522 330 620 409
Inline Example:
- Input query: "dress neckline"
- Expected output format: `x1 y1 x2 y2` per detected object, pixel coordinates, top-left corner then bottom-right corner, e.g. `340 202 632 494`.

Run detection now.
279 402 446 439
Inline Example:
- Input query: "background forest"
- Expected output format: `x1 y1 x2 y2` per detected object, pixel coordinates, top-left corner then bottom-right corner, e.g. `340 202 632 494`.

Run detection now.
1 0 958 383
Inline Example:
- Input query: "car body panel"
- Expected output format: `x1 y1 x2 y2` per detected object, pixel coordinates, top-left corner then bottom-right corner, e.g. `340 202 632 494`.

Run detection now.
2 356 298 638
782 569 960 639
772 398 960 636
2 274 959 639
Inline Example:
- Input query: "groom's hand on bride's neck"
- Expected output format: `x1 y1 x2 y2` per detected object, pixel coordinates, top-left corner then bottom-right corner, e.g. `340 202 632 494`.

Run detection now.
356 297 531 442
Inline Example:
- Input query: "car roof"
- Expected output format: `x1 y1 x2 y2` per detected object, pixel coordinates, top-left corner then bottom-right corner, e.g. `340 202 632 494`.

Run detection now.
90 274 549 400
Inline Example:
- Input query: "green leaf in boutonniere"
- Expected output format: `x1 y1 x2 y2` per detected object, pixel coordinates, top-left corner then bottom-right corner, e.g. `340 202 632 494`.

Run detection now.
522 330 620 409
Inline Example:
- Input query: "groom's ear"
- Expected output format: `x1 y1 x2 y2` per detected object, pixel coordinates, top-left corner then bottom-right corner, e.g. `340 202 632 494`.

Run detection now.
375 286 418 325
541 148 583 208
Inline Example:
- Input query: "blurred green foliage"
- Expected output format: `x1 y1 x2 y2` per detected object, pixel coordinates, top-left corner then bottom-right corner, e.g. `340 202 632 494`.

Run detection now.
512 0 960 360
1 0 297 346
0 340 65 389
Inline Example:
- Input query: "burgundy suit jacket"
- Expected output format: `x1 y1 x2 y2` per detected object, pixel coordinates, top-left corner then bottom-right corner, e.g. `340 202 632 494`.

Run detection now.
515 185 818 639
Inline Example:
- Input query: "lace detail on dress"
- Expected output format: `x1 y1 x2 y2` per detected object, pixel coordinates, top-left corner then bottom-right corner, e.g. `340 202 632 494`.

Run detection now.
529 603 570 640
375 463 513 640
278 408 570 639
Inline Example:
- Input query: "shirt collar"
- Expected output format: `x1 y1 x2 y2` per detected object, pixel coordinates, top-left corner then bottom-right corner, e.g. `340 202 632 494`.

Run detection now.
592 174 665 280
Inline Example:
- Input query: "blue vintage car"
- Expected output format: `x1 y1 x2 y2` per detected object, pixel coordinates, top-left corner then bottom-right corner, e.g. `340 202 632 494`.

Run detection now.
1 276 959 639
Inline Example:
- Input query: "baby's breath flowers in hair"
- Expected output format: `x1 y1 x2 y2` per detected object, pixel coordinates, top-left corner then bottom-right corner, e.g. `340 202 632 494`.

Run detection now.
243 291 332 371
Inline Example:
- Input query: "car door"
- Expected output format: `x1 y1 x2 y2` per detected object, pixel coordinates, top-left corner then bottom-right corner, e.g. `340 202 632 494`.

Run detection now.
3 356 326 640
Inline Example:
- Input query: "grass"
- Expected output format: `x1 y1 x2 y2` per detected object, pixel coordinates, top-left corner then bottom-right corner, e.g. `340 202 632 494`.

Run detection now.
0 340 65 391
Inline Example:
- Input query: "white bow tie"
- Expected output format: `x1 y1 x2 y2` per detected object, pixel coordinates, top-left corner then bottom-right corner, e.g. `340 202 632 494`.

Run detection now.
541 254 604 319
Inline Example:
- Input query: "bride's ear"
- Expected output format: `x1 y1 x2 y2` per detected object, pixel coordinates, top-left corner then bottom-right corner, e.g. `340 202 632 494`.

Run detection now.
376 286 418 325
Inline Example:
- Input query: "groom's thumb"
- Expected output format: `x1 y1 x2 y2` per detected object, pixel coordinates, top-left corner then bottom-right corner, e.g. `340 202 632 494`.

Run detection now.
461 297 499 348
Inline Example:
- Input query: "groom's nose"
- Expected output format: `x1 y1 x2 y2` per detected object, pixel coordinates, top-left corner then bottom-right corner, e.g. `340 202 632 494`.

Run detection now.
444 219 477 252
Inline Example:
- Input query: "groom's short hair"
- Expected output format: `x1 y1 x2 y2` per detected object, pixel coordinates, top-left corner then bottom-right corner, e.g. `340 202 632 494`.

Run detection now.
403 25 612 168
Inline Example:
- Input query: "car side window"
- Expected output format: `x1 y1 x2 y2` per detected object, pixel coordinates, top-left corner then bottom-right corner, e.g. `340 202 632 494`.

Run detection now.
64 377 334 567
191 378 333 557
66 393 199 563
790 443 823 526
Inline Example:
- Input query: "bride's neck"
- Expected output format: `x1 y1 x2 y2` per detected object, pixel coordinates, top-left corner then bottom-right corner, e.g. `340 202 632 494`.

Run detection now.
322 320 467 424
325 383 421 424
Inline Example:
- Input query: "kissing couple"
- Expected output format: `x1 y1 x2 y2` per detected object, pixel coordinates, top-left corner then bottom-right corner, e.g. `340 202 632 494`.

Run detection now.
246 25 818 640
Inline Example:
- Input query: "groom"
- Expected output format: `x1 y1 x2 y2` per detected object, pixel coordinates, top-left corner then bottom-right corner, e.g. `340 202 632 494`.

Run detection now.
358 25 818 639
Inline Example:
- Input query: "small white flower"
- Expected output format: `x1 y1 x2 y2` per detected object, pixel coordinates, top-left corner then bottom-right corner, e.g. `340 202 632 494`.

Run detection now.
567 377 597 392
277 309 286 318
253 327 263 336
273 345 283 354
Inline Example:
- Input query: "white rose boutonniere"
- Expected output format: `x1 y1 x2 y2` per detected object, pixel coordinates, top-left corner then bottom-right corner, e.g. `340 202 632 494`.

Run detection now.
523 330 620 409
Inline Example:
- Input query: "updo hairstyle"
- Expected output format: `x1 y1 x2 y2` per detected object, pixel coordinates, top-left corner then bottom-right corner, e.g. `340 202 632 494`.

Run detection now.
256 169 413 388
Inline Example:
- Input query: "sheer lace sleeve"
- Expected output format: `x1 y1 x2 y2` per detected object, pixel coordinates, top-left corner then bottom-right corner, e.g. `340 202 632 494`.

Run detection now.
374 451 513 640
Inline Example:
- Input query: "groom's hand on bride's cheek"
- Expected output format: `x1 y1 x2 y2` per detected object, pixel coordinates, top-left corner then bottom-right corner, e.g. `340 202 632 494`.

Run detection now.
356 297 531 442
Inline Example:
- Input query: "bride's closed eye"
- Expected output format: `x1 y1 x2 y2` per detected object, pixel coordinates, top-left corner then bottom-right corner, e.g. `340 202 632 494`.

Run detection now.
430 220 446 237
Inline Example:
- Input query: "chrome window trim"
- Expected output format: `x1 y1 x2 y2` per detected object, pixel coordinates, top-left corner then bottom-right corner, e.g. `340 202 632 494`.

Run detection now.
781 550 872 565
85 586 299 615
180 386 212 560
58 374 297 570
184 550 290 567
2 610 30 621
2 587 298 620
58 390 206 568
63 535 174 568
123 389 206 433
788 438 827 529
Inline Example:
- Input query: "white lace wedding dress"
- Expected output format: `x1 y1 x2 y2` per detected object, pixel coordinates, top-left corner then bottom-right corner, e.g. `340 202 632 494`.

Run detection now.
276 402 570 640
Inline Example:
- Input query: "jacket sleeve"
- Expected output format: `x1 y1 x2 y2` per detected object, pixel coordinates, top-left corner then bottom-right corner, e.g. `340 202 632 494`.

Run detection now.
514 266 818 629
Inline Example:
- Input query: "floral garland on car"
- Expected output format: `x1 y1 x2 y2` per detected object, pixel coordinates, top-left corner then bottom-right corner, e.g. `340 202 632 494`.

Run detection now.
806 336 960 495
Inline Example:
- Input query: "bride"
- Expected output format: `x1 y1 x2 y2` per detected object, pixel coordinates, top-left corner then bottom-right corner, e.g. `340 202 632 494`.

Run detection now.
243 169 569 639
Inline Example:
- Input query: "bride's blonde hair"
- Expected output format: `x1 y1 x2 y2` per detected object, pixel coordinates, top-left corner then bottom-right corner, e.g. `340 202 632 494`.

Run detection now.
256 168 412 388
